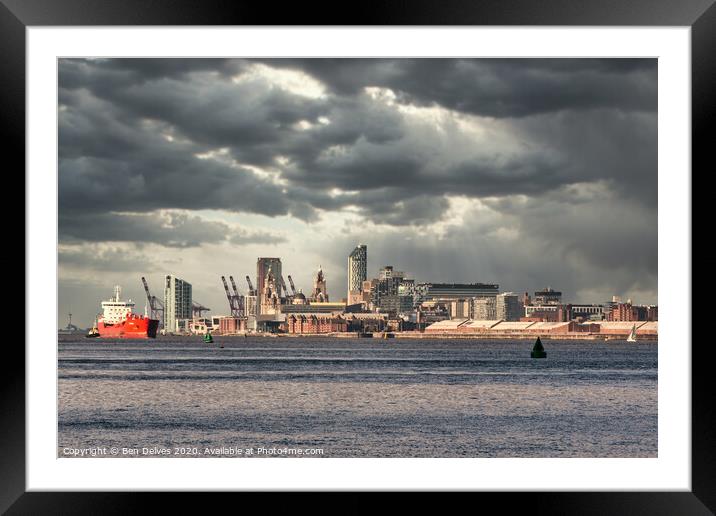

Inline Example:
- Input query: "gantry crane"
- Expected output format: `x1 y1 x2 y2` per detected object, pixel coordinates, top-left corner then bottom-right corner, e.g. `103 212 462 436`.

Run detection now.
245 275 255 296
287 275 298 297
279 275 290 301
221 276 244 317
192 301 210 318
141 276 164 324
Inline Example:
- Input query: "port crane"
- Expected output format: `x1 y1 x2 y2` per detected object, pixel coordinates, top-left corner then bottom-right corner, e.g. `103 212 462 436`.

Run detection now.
229 276 241 298
229 276 245 315
141 276 164 323
192 301 211 318
279 275 291 301
245 275 255 296
221 276 244 317
287 275 298 297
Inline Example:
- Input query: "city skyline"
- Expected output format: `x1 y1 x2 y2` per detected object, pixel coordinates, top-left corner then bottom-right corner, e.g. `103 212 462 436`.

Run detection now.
58 58 657 326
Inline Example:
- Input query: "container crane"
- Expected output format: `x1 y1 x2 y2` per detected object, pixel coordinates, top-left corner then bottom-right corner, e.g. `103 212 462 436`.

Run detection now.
245 276 255 296
221 276 243 317
287 275 298 297
279 275 290 300
229 275 245 316
229 276 241 298
192 301 210 318
141 276 164 323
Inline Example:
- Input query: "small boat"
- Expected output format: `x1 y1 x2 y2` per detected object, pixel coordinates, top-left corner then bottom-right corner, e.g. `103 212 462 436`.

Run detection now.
626 324 637 342
85 318 100 338
203 333 214 344
531 336 547 358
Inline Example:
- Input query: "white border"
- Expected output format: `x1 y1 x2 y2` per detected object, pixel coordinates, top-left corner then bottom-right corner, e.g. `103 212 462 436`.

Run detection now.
27 27 691 491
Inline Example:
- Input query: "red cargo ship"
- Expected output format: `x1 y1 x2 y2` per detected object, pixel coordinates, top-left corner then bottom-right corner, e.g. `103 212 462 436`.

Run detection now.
95 285 159 339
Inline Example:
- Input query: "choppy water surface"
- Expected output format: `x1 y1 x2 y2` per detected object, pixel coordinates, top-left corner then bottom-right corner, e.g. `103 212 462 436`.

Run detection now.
58 336 657 458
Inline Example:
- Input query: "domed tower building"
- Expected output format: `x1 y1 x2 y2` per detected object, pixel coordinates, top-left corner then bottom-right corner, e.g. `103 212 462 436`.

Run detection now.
310 266 329 303
261 265 281 315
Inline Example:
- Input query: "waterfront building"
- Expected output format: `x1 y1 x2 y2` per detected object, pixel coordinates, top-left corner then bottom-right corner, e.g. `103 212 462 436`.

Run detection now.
414 283 499 306
523 303 572 322
496 292 522 321
447 299 472 319
522 291 532 306
348 244 367 304
216 316 247 334
378 265 405 280
280 302 346 314
534 287 562 305
607 302 640 322
244 294 258 317
286 313 347 334
571 304 607 321
310 266 329 302
163 275 192 333
473 297 497 320
256 258 282 313
259 264 281 316
365 266 413 315
398 278 415 312
291 290 308 305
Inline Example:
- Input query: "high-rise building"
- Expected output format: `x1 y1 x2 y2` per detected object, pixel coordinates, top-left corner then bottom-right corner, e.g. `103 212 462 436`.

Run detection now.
256 258 282 314
348 244 367 304
163 275 192 332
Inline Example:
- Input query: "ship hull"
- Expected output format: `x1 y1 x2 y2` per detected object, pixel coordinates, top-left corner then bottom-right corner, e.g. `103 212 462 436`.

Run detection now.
97 315 159 339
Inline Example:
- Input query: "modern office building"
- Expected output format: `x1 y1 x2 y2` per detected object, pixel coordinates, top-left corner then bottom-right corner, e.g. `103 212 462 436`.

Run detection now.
364 266 413 315
347 244 367 304
163 275 192 332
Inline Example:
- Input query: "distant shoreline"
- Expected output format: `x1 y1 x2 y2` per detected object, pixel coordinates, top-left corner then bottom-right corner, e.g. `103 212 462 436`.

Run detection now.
59 331 657 342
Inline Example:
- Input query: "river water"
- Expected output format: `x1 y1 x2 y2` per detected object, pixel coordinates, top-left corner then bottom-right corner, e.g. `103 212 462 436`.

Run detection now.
58 336 657 458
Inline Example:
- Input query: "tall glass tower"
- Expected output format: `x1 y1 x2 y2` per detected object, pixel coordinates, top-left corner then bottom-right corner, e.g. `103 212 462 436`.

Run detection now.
348 244 367 302
163 275 192 332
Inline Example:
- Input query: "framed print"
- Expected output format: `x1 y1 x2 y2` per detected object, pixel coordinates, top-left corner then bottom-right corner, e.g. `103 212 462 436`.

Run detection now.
7 0 710 511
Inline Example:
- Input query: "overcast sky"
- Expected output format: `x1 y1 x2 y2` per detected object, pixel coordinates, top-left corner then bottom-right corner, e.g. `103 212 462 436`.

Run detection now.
58 58 657 327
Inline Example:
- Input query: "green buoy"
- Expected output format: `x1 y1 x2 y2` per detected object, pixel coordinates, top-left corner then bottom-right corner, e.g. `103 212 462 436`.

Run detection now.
531 336 547 358
203 332 213 344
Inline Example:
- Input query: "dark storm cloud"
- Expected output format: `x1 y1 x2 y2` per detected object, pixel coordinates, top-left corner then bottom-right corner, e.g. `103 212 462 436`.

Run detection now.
59 245 158 273
59 58 657 229
320 193 657 304
261 58 657 117
59 211 285 248
58 57 657 311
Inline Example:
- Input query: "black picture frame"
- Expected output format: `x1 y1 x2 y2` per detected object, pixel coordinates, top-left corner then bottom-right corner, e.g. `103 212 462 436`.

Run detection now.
6 0 709 512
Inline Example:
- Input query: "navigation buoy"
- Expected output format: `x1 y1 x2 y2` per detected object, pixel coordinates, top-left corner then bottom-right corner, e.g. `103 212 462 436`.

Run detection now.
531 336 547 358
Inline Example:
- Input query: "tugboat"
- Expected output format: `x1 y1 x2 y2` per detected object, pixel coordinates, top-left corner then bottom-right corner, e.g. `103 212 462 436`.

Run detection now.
85 318 100 338
531 336 547 358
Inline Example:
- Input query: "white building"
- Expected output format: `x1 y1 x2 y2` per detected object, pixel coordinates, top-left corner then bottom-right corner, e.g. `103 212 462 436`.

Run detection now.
164 275 192 332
